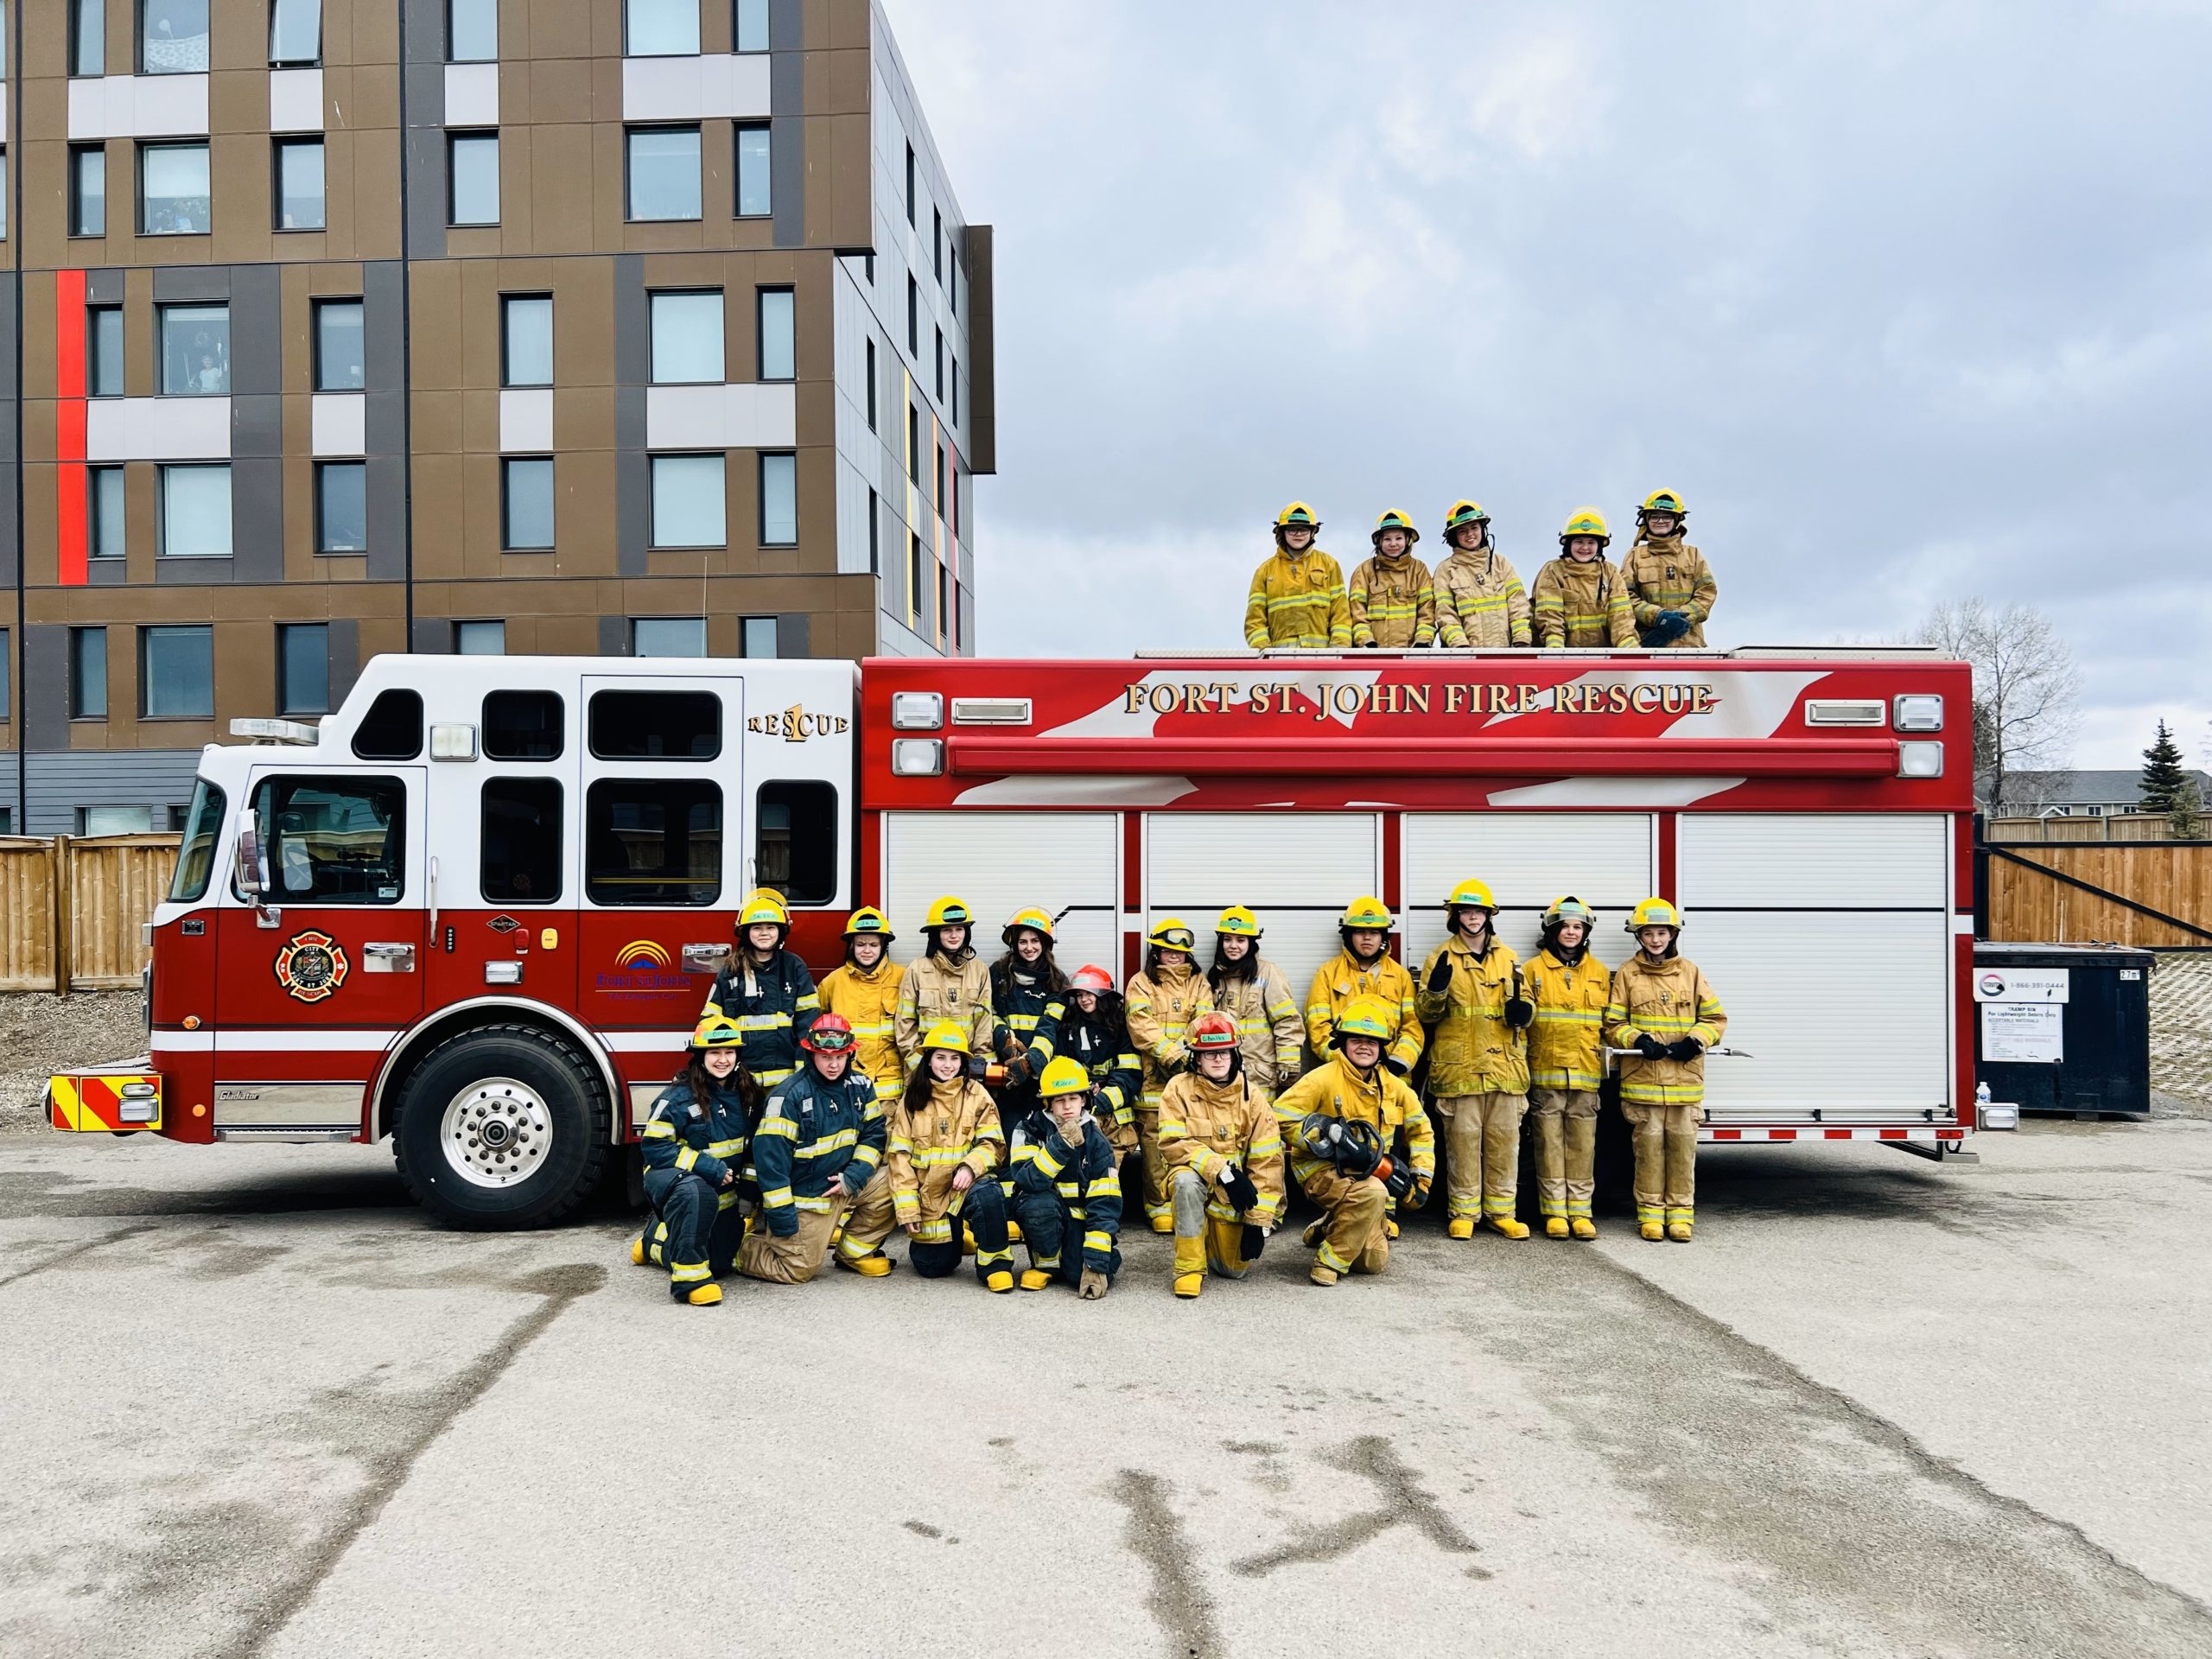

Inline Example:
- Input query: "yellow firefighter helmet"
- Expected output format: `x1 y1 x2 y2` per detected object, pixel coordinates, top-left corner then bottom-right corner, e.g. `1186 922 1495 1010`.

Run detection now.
1542 895 1595 929
1001 906 1056 949
1339 895 1395 931
1274 501 1321 531
1372 509 1421 547
1215 906 1262 938
1639 488 1688 520
1560 507 1610 547
1037 1057 1092 1100
1147 918 1198 951
842 906 894 941
922 895 974 929
1446 878 1497 913
1333 997 1396 1045
739 891 791 929
1626 897 1683 932
918 1020 972 1057
690 1014 747 1049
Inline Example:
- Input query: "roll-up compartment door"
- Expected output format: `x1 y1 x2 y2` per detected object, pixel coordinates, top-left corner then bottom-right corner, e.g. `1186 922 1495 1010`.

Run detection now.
1401 813 1655 966
881 812 1120 972
1678 813 1952 1123
1146 812 1378 1003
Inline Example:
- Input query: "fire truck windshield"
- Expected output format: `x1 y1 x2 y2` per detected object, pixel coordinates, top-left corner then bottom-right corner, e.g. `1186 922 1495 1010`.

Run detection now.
168 779 228 903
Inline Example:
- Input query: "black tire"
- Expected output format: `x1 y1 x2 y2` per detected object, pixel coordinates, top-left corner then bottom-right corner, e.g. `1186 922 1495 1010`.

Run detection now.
392 1022 612 1230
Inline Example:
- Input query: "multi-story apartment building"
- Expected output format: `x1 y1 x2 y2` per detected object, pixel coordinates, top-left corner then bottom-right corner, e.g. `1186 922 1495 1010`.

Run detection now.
0 0 992 833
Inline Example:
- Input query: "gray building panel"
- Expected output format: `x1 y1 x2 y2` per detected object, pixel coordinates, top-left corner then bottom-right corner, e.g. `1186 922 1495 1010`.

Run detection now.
771 113 804 250
155 557 238 585
228 266 283 394
83 269 126 305
615 444 649 578
232 394 283 459
403 122 449 259
22 627 67 750
25 750 205 836
151 268 231 302
410 618 448 652
362 264 406 394
365 389 406 454
597 616 627 658
365 456 408 580
776 613 808 658
232 459 284 582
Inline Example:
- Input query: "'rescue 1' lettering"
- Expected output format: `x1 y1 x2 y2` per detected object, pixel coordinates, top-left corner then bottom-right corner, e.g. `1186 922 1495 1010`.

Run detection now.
1122 680 1719 720
748 704 853 741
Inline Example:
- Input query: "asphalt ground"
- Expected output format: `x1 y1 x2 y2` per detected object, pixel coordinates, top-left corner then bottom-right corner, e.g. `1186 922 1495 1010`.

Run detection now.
3 1118 2209 1659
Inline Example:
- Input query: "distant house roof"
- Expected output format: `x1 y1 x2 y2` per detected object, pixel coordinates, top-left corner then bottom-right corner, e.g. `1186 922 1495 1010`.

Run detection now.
1988 768 2212 809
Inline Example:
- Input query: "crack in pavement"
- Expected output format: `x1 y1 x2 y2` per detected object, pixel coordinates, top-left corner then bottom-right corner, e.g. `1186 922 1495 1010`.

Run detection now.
0 1222 160 1289
1230 1435 1484 1578
1114 1470 1224 1659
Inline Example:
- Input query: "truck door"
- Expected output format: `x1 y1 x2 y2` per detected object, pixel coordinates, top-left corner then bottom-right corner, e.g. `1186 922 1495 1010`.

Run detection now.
213 765 428 1135
1400 812 1657 963
881 810 1122 971
1144 812 1381 1001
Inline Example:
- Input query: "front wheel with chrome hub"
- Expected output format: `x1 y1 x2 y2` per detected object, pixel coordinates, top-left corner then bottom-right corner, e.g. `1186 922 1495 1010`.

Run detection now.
441 1077 554 1188
396 1024 611 1230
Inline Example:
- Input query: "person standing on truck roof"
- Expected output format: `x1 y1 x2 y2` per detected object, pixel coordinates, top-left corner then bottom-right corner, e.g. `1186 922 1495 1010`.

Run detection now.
1157 1011 1286 1298
1348 510 1437 648
631 1015 762 1306
1008 1058 1123 1299
1244 502 1351 648
1054 963 1144 1156
839 1021 1015 1289
1433 500 1532 648
700 890 820 1089
1531 509 1637 648
1274 998 1434 1287
1604 899 1727 1243
1621 490 1718 648
895 896 1001 1070
1205 907 1305 1101
738 1013 887 1284
1126 920 1215 1233
1524 896 1611 1241
1306 898 1424 1078
1416 879 1535 1241
817 908 906 1099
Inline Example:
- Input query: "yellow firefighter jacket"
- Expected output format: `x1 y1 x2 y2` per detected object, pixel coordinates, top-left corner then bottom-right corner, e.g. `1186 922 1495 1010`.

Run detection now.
1433 545 1532 647
1125 961 1214 1106
1274 1051 1435 1189
817 958 906 1094
1245 548 1351 648
1207 959 1306 1094
1621 534 1718 647
894 950 996 1069
1605 953 1727 1108
1158 1069 1287 1225
1531 555 1637 647
1414 932 1530 1096
1305 950 1424 1074
1348 552 1437 647
1524 944 1611 1091
885 1074 1002 1243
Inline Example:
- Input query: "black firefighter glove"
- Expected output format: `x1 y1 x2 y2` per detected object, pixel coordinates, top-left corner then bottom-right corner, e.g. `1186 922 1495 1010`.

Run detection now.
1425 956 1453 995
1405 1172 1433 1212
1380 1157 1416 1206
1639 611 1691 646
1503 995 1535 1030
1220 1164 1260 1216
1241 1224 1268 1262
1666 1037 1704 1062
1634 1033 1669 1061
1383 1052 1411 1077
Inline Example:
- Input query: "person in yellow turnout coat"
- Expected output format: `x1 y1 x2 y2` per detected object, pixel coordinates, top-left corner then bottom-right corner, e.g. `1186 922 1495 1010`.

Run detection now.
1432 500 1531 647
816 907 905 1096
1244 502 1350 647
1157 1012 1285 1298
1305 897 1423 1075
1523 896 1611 1239
1124 918 1215 1233
1604 898 1727 1243
1620 490 1718 648
1348 510 1437 647
1531 508 1637 647
1415 878 1534 1239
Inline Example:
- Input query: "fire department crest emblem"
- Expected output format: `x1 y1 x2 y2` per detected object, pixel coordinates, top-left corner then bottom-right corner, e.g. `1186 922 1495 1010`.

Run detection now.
275 931 350 1003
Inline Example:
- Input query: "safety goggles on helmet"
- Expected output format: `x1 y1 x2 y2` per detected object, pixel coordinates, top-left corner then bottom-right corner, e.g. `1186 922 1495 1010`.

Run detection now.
1543 895 1595 927
800 1014 856 1053
1067 964 1116 995
691 1014 746 1050
1147 920 1197 951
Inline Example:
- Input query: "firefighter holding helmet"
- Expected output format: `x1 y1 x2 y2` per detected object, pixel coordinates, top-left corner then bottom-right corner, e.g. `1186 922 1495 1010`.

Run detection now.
1125 919 1216 1232
1205 907 1305 1100
1306 897 1423 1077
1532 508 1637 648
1415 878 1535 1240
894 895 1000 1069
737 1012 887 1283
1605 899 1728 1242
632 1014 762 1306
1525 896 1611 1240
1621 490 1718 648
1349 510 1438 647
1156 1011 1286 1298
1274 997 1434 1286
1244 502 1351 648
700 889 820 1088
817 907 906 1096
1433 500 1531 648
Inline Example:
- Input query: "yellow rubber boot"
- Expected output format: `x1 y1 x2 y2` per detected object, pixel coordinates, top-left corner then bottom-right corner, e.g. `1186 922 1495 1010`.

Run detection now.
962 1225 977 1255
629 1236 647 1266
1309 1262 1340 1287
1640 1220 1665 1241
1172 1234 1206 1300
836 1252 893 1277
1544 1217 1570 1239
1006 1218 1024 1243
1149 1213 1174 1235
1384 1218 1401 1240
1668 1221 1694 1243
1486 1215 1531 1240
683 1282 722 1306
1446 1217 1475 1240
984 1269 1014 1293
1571 1217 1598 1241
1019 1268 1053 1291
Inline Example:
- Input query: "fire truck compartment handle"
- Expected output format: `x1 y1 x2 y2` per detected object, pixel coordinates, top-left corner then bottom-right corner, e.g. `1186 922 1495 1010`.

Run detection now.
364 944 417 973
428 856 440 942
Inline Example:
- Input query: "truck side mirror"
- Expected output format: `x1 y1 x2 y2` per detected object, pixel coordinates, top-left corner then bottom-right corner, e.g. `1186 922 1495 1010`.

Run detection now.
233 810 279 926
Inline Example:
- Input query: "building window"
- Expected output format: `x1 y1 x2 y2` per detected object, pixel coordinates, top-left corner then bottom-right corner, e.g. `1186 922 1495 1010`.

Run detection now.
142 625 213 718
448 0 494 61
867 486 879 575
159 465 231 557
159 303 229 395
269 0 320 66
90 467 126 558
758 453 796 546
141 0 209 73
456 620 506 655
140 142 211 235
480 778 562 905
314 299 364 391
69 145 105 236
71 0 104 75
904 141 915 226
933 207 943 282
864 337 878 429
908 532 923 628
741 616 777 658
907 400 919 483
501 457 553 550
1 151 10 238
950 353 958 425
936 564 948 644
0 632 8 721
584 779 720 906
649 290 722 384
632 616 706 658
315 461 367 553
85 806 155 835
934 326 944 400
448 133 499 226
735 0 768 51
906 276 918 355
71 627 107 718
955 583 967 652
757 288 794 381
501 295 551 387
626 127 701 221
278 622 329 715
625 0 696 55
650 455 725 548
274 138 325 230
735 123 771 217
89 308 124 397
934 442 945 512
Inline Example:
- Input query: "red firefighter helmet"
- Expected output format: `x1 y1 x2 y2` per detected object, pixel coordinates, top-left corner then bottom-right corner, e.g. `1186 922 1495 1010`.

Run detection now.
800 1012 856 1054
1067 964 1116 995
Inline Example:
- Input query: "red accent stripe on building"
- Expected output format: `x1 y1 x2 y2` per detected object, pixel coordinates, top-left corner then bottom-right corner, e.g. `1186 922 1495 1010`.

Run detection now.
55 270 89 587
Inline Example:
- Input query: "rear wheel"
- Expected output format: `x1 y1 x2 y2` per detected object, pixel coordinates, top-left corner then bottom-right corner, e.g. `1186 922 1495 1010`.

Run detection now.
394 1023 611 1230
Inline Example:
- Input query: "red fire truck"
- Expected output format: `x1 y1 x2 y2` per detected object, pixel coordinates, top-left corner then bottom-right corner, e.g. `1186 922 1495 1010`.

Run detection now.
48 645 1978 1228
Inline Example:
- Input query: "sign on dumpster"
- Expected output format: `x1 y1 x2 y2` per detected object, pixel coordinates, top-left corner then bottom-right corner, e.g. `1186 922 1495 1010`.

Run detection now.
1974 968 2069 1003
1981 1001 2063 1064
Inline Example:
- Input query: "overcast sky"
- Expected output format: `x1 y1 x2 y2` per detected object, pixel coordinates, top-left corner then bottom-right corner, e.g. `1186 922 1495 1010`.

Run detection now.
882 0 2212 769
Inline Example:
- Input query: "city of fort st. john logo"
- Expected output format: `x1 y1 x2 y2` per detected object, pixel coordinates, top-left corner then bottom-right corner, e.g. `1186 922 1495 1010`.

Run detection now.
274 931 350 1003
600 939 688 995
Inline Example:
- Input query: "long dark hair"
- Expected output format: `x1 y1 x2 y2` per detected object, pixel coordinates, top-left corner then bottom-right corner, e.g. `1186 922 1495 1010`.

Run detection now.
902 1045 967 1116
993 944 1068 995
1208 936 1258 993
677 1051 764 1122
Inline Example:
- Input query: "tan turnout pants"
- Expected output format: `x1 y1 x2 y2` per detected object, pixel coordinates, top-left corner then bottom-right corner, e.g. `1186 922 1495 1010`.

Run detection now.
1134 1106 1171 1223
1300 1168 1391 1277
736 1198 850 1284
1530 1089 1600 1222
1622 1101 1697 1229
1170 1166 1260 1279
1435 1092 1528 1223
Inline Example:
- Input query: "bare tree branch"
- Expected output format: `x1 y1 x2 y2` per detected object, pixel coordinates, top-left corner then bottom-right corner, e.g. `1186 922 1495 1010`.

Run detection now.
1916 597 2079 813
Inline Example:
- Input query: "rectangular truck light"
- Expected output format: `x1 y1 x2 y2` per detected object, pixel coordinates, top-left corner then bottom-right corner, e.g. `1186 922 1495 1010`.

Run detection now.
891 739 944 776
890 692 944 730
1897 741 1944 778
1893 695 1945 731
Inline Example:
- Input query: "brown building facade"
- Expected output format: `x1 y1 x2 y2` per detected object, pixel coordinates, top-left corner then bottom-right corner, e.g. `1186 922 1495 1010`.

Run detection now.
0 0 990 831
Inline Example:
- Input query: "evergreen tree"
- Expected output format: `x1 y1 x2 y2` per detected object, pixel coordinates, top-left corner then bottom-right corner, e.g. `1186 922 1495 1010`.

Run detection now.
2139 719 2188 814
2170 779 2204 841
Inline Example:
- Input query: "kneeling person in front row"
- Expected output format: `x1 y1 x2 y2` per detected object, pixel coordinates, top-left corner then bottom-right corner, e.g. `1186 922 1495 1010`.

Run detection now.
841 1020 1014 1288
738 1013 886 1284
1009 1058 1124 1299
1604 899 1727 1243
634 1014 761 1306
1274 997 1434 1287
1158 1011 1285 1299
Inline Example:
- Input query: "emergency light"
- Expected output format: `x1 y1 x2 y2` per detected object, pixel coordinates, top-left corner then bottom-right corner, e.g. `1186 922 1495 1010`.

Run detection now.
891 691 944 729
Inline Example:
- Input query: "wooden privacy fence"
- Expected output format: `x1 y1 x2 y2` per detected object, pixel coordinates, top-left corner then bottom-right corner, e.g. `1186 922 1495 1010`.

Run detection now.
0 835 181 992
1980 840 2212 949
1984 815 2183 843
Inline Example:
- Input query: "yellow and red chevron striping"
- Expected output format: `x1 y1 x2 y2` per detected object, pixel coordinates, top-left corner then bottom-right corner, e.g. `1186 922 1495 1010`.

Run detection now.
48 1071 162 1132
